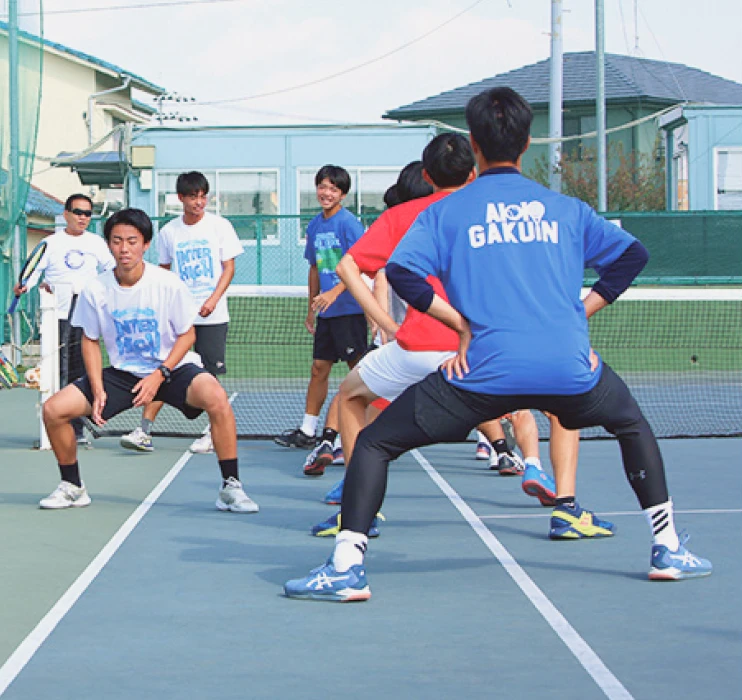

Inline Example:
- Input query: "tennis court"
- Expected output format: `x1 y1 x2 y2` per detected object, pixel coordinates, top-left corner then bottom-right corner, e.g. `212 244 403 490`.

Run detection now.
1 388 739 700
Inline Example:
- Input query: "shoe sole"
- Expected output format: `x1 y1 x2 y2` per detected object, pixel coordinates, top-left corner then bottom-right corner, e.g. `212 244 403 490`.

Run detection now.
39 496 92 509
284 588 371 602
522 479 556 506
216 500 259 514
274 438 316 449
648 568 712 581
120 441 153 453
499 467 524 476
304 455 333 477
323 497 342 505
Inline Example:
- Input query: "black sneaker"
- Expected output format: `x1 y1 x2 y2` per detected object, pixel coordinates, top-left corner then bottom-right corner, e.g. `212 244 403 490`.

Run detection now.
274 428 317 449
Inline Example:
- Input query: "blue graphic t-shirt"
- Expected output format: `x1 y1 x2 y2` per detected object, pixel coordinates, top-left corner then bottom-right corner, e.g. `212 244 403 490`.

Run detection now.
74 263 200 377
389 170 636 395
304 208 365 318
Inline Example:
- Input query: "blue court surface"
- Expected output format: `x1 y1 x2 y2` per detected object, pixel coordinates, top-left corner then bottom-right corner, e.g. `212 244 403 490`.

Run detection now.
0 399 739 699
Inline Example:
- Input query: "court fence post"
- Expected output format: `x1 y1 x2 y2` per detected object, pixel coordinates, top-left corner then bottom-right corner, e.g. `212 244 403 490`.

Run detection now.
38 288 59 450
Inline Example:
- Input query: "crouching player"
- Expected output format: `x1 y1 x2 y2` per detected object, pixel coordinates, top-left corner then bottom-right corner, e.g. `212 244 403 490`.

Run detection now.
39 208 258 514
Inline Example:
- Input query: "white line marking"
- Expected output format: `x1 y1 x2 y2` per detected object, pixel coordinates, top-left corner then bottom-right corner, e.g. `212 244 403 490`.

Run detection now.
412 449 634 700
479 508 742 520
0 452 194 697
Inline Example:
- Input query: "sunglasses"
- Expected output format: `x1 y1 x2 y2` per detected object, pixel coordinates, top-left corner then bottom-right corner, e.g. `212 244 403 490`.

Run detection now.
69 208 93 217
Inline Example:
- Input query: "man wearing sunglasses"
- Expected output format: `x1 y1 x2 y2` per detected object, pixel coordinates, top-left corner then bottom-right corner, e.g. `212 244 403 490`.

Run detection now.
14 193 114 446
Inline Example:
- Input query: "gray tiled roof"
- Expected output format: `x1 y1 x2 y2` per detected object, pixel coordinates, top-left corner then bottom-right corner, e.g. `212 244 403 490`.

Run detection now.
385 52 742 119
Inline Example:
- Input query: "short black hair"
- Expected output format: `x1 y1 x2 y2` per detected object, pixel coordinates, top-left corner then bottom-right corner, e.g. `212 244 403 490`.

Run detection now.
65 193 93 211
465 87 533 164
383 184 401 209
176 171 210 197
396 161 433 203
103 208 154 243
314 165 351 194
421 133 475 189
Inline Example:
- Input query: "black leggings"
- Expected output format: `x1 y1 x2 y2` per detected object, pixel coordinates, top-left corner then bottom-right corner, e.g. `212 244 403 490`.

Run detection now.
342 363 669 535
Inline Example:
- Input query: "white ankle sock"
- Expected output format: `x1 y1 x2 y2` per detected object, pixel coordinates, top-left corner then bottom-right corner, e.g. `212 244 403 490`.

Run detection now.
644 499 680 550
524 457 542 470
300 414 319 437
333 530 368 572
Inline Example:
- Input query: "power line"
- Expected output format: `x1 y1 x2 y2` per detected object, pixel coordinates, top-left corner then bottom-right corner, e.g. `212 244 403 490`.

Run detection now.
16 0 247 17
198 0 493 106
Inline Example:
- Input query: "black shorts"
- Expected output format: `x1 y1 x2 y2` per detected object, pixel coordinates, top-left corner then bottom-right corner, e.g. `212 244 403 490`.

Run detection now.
313 314 368 363
195 323 228 376
73 365 208 422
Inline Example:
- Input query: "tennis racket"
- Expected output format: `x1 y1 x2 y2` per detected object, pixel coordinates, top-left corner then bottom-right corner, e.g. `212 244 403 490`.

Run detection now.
7 240 48 314
0 348 19 389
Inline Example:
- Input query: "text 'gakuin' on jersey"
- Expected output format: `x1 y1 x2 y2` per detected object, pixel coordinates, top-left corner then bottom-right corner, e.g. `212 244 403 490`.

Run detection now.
468 200 558 248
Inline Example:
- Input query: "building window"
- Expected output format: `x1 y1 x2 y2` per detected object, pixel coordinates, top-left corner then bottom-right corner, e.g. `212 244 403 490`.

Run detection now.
715 148 742 211
156 169 279 244
297 167 400 241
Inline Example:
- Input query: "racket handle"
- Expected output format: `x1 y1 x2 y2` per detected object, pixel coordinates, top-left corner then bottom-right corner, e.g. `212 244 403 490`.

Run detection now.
7 295 20 315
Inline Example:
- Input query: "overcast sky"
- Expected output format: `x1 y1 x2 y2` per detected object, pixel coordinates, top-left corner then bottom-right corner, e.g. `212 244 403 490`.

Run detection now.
8 0 742 126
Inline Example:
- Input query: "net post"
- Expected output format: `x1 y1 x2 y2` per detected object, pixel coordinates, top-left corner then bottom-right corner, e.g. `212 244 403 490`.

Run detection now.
38 288 59 450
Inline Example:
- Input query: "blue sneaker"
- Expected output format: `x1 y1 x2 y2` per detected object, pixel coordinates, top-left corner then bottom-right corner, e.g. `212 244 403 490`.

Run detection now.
311 511 383 538
284 560 371 602
549 502 615 539
323 477 344 505
521 464 557 506
649 533 712 581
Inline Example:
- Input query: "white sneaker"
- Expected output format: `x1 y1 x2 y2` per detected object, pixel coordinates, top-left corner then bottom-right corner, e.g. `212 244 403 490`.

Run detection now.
216 477 259 513
39 481 91 509
120 427 154 453
190 431 214 454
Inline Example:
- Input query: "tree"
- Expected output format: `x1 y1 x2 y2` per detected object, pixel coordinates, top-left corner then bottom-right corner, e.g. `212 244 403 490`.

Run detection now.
528 140 666 212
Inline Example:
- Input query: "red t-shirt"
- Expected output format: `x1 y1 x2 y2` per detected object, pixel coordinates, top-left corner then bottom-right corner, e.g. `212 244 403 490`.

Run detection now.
348 192 459 352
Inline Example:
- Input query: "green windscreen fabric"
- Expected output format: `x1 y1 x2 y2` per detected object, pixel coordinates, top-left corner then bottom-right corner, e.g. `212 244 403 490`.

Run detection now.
0 9 44 343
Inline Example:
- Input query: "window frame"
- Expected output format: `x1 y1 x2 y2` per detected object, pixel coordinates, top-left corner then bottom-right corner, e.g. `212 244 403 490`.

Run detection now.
154 168 281 247
295 166 401 245
713 146 742 211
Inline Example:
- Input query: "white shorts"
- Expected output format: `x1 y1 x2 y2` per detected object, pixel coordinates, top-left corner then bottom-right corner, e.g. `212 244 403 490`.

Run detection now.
357 341 455 401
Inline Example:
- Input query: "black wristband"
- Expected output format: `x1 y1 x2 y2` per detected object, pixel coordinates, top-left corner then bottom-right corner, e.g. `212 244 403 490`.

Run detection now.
157 364 172 383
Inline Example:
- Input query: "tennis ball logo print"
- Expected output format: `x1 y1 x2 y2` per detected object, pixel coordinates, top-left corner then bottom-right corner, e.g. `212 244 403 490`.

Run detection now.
468 200 558 248
112 307 161 373
175 239 215 300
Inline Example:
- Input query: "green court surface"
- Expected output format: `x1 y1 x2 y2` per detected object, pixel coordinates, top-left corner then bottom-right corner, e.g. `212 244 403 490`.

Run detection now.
0 388 740 699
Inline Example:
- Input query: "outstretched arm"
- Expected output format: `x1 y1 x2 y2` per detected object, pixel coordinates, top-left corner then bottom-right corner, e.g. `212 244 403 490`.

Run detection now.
336 254 399 339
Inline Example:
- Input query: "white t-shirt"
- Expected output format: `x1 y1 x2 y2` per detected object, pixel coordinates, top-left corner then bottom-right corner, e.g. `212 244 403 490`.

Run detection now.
157 212 243 326
27 230 115 319
73 263 200 378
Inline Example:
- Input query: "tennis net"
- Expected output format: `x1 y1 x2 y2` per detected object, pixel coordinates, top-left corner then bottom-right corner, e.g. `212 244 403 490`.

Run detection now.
41 285 742 442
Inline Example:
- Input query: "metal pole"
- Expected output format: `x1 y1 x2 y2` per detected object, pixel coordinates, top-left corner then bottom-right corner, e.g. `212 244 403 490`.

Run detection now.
596 0 607 212
548 0 563 192
9 0 23 364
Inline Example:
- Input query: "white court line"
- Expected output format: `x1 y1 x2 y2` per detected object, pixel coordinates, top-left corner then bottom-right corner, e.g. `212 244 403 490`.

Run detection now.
479 508 742 520
0 452 194 697
412 449 634 700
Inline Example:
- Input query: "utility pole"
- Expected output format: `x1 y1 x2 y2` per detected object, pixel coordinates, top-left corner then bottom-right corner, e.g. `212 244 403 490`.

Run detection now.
8 0 23 363
548 0 563 192
596 0 607 212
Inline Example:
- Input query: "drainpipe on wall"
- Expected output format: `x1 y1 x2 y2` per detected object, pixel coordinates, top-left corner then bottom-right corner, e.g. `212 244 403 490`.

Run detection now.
87 75 132 145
